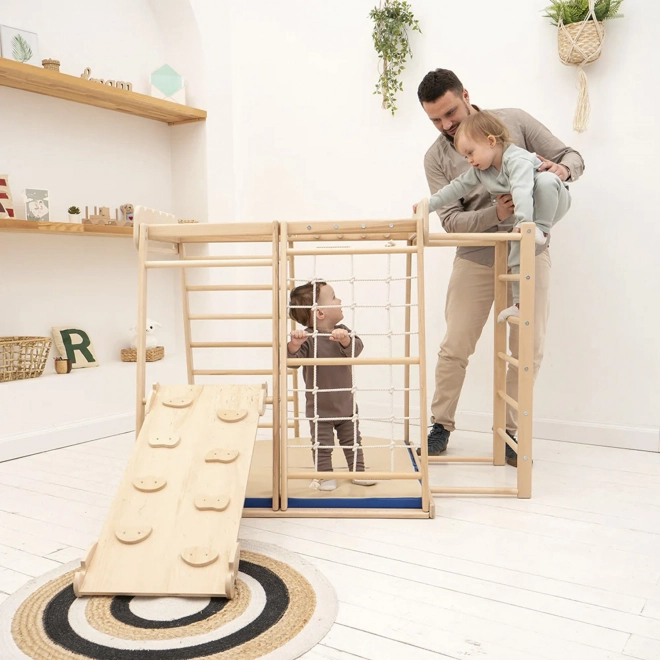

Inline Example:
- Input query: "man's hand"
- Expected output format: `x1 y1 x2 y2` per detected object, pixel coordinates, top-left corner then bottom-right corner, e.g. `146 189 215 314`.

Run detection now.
537 156 569 181
329 328 351 348
496 194 515 221
288 329 308 352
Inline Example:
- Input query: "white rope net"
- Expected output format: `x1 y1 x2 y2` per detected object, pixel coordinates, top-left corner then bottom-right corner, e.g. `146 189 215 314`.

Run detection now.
286 243 420 482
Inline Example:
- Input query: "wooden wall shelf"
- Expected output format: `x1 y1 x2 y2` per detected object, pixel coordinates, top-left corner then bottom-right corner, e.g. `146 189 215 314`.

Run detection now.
0 58 206 125
0 219 132 238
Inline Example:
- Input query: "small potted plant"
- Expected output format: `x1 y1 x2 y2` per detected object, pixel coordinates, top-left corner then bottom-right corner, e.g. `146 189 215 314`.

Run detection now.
68 205 81 223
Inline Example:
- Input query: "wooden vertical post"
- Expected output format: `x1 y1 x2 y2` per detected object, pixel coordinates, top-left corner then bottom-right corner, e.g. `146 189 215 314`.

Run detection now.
135 224 148 434
271 222 281 510
517 223 535 498
180 243 195 385
279 223 290 511
493 240 508 466
288 252 301 439
403 244 412 444
415 214 430 514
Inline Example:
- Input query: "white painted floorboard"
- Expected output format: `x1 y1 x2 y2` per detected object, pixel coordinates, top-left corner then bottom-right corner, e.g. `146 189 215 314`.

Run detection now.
0 430 659 659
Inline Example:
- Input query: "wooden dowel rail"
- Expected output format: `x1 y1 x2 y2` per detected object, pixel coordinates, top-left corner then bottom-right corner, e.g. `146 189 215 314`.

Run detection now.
427 232 521 242
287 471 421 481
498 352 519 368
189 314 272 320
146 259 272 269
286 246 417 256
497 389 519 411
430 487 519 495
430 456 494 463
497 427 518 452
190 341 273 348
288 357 419 366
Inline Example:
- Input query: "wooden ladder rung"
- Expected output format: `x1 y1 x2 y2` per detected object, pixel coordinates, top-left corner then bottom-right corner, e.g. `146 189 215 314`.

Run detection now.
507 316 520 325
497 390 519 411
147 259 272 269
497 352 519 367
496 427 518 451
429 456 493 463
193 369 274 376
189 314 272 320
498 274 520 282
431 487 518 495
187 284 272 292
190 342 272 348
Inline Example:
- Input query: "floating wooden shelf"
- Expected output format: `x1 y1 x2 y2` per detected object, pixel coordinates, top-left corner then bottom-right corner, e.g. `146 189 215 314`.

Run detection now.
0 219 132 238
0 58 206 125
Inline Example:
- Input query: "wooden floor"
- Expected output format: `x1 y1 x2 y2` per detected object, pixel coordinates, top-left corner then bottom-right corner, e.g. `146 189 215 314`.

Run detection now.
0 430 659 659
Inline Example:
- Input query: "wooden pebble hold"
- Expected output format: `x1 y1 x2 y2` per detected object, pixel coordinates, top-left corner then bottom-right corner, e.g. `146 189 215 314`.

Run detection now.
116 525 152 544
205 448 239 463
181 546 218 567
133 476 167 492
194 494 230 511
149 435 181 448
216 409 247 423
163 397 193 408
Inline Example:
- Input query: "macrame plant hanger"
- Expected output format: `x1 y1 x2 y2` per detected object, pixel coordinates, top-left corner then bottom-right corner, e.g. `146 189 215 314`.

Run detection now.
557 0 605 132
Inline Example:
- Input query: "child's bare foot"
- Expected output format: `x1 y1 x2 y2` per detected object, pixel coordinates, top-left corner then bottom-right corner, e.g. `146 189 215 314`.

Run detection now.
498 303 520 323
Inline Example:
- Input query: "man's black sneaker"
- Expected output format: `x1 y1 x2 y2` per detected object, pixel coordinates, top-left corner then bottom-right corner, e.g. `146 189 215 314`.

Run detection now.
416 423 450 456
505 431 518 467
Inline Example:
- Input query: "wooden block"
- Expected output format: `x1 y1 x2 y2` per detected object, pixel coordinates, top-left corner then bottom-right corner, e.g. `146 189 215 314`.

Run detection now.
181 546 218 567
149 435 181 448
194 494 230 511
217 409 247 423
115 525 152 544
163 396 193 408
133 476 167 492
205 448 239 463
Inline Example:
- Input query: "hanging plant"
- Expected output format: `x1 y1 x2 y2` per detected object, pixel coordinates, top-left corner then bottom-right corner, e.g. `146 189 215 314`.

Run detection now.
544 0 624 132
370 0 421 115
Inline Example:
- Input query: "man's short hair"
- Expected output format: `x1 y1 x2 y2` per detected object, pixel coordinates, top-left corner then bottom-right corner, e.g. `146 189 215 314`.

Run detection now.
417 69 464 104
289 281 326 326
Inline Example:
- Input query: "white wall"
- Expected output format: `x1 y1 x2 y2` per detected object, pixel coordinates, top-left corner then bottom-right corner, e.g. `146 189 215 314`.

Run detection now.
0 0 191 459
3 0 657 458
218 0 659 450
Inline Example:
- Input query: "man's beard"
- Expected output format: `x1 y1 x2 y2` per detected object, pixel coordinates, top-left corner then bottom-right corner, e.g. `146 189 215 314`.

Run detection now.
442 100 473 143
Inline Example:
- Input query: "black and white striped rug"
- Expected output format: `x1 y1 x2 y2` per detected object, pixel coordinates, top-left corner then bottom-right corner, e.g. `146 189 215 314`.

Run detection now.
0 540 337 659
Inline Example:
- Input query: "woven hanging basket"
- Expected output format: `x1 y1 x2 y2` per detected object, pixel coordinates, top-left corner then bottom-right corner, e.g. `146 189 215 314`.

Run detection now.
556 14 605 133
558 20 604 65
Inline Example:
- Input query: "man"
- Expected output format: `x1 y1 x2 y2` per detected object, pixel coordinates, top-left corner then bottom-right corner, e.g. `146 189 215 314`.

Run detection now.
418 69 584 465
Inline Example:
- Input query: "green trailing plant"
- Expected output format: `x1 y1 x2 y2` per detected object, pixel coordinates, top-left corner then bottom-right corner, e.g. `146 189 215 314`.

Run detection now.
543 0 624 26
370 0 421 115
12 34 33 63
67 206 80 214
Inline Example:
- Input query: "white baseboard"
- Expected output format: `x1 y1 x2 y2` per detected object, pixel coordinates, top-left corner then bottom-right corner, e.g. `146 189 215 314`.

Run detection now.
458 411 660 453
0 413 135 463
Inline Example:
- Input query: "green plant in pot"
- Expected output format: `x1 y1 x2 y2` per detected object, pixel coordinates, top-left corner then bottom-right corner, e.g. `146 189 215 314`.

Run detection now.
68 205 81 223
370 0 421 115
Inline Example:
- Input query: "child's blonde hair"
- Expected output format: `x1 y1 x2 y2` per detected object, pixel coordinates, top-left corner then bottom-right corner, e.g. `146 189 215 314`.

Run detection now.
454 111 511 150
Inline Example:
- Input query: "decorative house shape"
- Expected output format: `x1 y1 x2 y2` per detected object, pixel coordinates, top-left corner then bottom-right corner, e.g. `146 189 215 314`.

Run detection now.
150 64 185 105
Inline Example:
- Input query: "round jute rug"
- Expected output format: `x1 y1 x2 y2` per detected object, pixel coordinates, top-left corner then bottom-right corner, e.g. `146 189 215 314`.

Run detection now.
0 540 337 660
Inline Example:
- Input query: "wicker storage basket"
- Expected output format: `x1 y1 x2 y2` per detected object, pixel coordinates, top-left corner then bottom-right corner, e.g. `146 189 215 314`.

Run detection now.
0 336 52 382
121 346 165 362
558 21 604 65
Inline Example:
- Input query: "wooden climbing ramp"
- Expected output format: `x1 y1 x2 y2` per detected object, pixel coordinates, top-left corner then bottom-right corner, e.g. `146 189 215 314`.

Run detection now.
74 383 266 598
